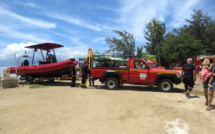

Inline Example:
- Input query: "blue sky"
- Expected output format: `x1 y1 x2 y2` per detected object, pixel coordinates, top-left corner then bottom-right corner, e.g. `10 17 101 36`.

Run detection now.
0 0 214 65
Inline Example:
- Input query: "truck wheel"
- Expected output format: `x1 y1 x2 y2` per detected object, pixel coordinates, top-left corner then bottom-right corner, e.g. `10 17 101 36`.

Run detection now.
26 76 33 84
49 79 55 82
105 77 119 90
158 79 173 92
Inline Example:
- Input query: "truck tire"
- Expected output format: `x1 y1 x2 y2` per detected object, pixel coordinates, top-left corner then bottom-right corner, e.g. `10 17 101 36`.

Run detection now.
105 77 119 90
49 79 55 82
158 79 173 92
26 76 33 84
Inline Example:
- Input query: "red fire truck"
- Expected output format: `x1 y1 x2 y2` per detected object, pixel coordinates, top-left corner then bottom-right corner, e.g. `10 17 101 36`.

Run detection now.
89 56 181 92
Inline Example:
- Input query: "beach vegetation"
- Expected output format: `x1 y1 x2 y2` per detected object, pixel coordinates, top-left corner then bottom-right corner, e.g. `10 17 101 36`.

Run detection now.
29 84 46 88
105 30 136 59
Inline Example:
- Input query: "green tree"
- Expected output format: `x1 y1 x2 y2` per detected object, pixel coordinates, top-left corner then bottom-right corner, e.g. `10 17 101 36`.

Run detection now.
160 32 205 67
136 46 143 57
144 18 166 65
142 53 157 62
136 47 157 61
105 30 136 58
184 9 215 53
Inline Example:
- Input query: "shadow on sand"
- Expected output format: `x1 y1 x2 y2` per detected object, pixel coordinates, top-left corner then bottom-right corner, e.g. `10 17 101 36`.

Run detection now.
95 84 184 93
19 80 80 87
187 95 200 99
210 105 215 110
20 80 184 93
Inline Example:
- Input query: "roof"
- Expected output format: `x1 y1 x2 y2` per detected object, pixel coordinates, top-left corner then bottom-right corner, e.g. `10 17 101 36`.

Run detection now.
25 43 63 50
94 50 101 55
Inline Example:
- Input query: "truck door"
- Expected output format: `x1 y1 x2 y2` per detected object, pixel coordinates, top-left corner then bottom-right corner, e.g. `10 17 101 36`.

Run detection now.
130 60 150 83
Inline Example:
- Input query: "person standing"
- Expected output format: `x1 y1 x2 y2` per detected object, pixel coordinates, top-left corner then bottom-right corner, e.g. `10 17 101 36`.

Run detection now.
210 58 215 74
70 59 77 87
181 58 196 97
204 74 215 111
81 60 88 88
203 58 215 111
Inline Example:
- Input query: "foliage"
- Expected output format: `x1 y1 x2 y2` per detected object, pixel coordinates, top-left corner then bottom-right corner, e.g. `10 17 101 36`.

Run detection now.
160 32 204 67
29 84 46 88
184 9 215 54
142 53 157 62
136 46 157 62
106 10 215 67
144 18 166 65
136 46 143 57
143 10 215 67
105 30 136 58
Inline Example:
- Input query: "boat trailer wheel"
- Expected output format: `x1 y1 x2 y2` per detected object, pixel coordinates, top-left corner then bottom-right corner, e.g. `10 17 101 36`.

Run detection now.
26 76 33 84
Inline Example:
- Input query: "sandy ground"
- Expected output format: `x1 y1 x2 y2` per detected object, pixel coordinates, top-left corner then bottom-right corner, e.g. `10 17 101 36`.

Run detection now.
0 76 215 134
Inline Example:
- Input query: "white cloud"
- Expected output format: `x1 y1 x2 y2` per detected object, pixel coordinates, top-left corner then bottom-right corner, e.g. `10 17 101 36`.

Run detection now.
0 5 56 45
91 37 106 44
115 0 201 43
52 29 90 49
116 0 170 43
0 6 56 29
169 0 200 28
0 42 35 61
46 13 101 31
0 0 212 64
67 37 90 51
15 1 39 8
0 26 51 43
56 47 86 62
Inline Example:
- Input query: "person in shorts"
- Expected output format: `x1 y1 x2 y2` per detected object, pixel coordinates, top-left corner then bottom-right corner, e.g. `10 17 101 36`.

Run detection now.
204 59 215 111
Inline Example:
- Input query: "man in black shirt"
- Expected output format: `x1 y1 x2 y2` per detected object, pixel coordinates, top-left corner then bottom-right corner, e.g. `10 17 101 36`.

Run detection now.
81 60 89 88
70 59 77 87
181 58 196 97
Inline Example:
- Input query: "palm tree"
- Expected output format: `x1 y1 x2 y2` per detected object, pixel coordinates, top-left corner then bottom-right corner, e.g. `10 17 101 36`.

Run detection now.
136 46 143 58
143 53 157 62
145 18 166 66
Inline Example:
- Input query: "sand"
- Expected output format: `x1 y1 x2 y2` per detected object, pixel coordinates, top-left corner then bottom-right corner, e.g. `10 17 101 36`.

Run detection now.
0 77 215 134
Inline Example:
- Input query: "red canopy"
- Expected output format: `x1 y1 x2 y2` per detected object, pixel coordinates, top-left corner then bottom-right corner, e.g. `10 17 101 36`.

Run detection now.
147 60 158 64
25 43 63 50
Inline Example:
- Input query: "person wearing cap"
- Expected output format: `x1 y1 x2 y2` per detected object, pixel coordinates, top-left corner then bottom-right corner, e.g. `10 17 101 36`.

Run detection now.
70 58 77 87
181 58 196 97
81 60 89 88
